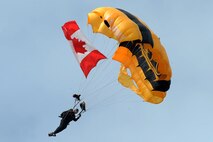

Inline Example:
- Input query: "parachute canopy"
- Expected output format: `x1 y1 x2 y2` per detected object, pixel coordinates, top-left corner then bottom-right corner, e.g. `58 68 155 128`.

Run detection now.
88 7 172 104
62 21 106 77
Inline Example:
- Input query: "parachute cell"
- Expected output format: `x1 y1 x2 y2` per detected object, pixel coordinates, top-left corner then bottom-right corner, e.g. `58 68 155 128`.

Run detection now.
88 7 172 104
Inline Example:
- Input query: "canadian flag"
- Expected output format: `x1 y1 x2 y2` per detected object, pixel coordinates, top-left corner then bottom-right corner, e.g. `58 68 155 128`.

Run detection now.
62 21 106 77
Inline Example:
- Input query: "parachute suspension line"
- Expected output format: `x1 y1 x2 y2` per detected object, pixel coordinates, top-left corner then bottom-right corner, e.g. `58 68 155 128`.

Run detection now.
87 26 111 56
81 70 117 106
87 87 130 111
106 42 119 57
83 58 117 98
86 25 97 45
77 26 122 108
76 59 107 95
79 41 118 96
77 29 116 94
79 58 109 95
76 66 95 95
86 25 93 41
90 34 99 45
74 77 118 113
85 42 137 109
81 55 119 110
79 41 129 110
84 78 117 101
83 42 118 92
87 59 114 89
78 44 109 94
87 86 123 110
91 87 143 112
79 60 118 109
101 92 136 108
104 40 118 56
77 73 87 94
78 62 109 98
83 83 120 109
82 80 115 103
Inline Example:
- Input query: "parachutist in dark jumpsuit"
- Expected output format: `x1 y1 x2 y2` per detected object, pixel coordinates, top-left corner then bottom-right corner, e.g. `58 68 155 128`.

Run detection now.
48 109 81 137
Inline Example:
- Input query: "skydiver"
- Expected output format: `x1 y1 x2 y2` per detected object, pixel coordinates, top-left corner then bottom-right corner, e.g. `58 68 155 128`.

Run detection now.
48 108 81 137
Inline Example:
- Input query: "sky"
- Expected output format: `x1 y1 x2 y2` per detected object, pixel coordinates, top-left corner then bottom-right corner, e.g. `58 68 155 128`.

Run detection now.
1 0 213 142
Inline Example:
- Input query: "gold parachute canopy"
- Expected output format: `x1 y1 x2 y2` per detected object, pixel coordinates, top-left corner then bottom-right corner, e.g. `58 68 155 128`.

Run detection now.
88 7 172 104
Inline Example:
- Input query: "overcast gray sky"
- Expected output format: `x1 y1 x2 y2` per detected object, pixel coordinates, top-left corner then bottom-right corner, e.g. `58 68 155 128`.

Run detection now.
1 0 213 142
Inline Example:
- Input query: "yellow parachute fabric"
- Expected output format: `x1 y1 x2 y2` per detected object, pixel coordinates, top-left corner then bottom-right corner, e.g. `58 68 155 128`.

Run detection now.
88 7 172 104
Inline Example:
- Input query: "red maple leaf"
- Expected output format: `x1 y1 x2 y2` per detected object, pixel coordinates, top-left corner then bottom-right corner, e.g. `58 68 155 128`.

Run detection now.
71 38 87 54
